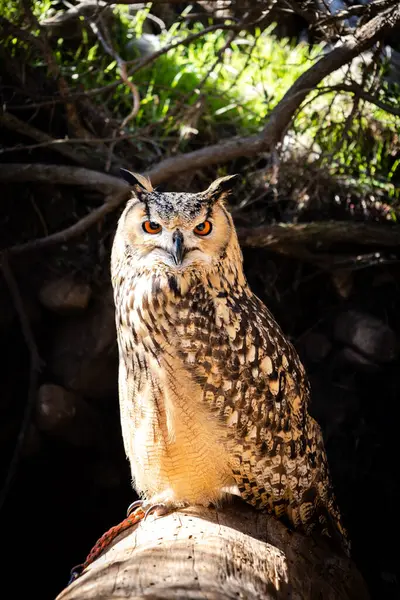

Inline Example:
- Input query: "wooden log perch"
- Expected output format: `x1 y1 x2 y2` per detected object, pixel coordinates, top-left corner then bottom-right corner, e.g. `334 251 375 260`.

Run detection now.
57 499 369 600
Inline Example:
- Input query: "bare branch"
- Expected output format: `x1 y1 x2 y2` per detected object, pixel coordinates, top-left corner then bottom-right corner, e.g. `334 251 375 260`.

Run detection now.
3 22 245 112
0 132 146 154
328 82 400 117
19 0 88 138
99 0 232 4
86 16 141 169
260 3 400 143
40 0 110 26
318 0 399 27
5 189 130 256
146 134 264 185
237 221 400 250
1 164 399 264
0 112 102 168
0 112 132 170
0 163 128 193
138 2 400 184
88 18 140 128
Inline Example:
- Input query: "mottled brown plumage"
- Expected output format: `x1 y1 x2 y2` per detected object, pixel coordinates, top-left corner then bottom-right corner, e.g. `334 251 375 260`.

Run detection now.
111 171 349 555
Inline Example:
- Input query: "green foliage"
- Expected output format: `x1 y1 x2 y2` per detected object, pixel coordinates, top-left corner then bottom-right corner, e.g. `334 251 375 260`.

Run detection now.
0 0 19 22
112 14 324 135
294 75 400 200
2 1 399 203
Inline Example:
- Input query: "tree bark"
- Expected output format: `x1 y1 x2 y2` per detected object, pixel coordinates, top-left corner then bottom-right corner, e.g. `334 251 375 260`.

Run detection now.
57 499 369 600
238 221 400 249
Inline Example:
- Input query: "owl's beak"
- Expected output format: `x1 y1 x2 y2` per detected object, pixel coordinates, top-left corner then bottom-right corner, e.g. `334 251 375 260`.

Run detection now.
171 230 185 265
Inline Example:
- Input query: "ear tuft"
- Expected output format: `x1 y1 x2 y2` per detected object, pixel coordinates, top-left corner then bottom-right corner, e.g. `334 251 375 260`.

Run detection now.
204 174 239 203
120 169 154 192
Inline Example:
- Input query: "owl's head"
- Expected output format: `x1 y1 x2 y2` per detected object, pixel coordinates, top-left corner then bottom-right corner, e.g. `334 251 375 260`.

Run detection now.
113 169 241 274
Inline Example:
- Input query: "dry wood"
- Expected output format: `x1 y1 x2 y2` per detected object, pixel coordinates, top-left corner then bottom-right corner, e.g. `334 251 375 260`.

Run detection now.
57 500 369 600
0 113 104 169
20 0 88 139
1 164 400 262
0 163 127 193
238 221 400 249
5 190 130 256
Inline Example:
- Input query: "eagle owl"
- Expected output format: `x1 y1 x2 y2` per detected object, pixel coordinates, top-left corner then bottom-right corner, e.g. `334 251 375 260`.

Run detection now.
111 170 349 555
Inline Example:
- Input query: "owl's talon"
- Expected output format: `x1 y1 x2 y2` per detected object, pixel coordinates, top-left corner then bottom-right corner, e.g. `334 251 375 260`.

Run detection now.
68 565 83 585
127 500 143 517
144 502 169 520
127 500 170 520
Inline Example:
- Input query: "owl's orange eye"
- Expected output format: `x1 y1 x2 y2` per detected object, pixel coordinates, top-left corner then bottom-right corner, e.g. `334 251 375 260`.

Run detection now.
143 220 162 234
194 221 212 236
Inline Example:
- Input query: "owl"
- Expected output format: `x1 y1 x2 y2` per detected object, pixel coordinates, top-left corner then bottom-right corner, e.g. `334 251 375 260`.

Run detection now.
111 169 349 555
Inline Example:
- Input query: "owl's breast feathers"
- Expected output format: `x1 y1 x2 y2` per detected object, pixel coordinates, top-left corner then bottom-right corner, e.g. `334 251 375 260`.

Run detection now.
114 263 349 555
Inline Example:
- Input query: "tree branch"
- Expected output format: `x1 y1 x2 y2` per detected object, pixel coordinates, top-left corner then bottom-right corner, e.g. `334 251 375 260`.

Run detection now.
0 163 127 193
138 2 400 184
318 0 399 27
87 18 140 129
237 221 400 249
0 132 146 154
0 112 113 169
86 16 141 170
259 2 400 146
57 502 369 600
3 189 130 256
5 1 399 185
19 0 88 138
2 164 400 263
99 0 232 5
5 21 242 110
328 82 400 117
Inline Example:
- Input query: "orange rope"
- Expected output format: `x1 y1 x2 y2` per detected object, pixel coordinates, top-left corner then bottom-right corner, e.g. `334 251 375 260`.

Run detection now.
69 506 145 583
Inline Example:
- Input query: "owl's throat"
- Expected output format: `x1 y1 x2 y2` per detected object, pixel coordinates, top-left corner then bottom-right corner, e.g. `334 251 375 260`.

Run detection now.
152 252 245 299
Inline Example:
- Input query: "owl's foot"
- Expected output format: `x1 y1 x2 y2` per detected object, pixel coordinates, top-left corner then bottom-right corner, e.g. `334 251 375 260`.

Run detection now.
68 504 145 584
127 499 173 520
127 499 144 516
144 502 172 519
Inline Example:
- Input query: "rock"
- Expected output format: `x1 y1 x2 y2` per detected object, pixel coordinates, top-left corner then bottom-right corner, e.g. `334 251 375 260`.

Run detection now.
334 310 398 363
39 275 92 314
49 286 117 400
36 383 77 431
36 383 103 447
309 373 359 435
127 34 161 59
331 269 353 299
302 332 332 363
338 347 381 374
21 423 43 457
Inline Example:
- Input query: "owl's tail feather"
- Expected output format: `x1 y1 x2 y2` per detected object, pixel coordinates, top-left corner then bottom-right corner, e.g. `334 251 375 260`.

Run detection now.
295 485 351 557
